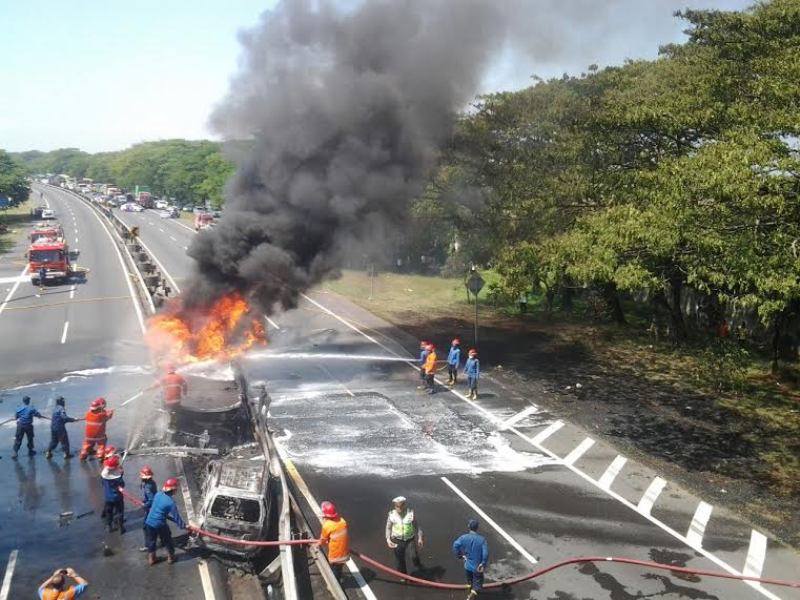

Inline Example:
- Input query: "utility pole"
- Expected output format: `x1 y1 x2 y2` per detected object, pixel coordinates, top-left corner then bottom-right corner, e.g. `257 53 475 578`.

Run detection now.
465 269 485 347
368 263 375 300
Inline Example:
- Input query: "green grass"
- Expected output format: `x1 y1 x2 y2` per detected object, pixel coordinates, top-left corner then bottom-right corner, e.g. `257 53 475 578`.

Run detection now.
0 199 32 254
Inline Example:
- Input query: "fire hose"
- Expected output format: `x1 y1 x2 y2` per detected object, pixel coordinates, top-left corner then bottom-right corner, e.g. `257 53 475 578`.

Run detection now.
119 490 798 590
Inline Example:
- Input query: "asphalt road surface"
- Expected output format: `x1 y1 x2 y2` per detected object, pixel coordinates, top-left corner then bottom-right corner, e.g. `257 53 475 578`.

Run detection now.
0 188 223 600
115 206 800 600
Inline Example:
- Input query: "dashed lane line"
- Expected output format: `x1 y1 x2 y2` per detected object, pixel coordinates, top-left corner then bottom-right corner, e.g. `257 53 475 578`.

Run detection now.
531 420 564 444
637 476 666 516
132 234 180 294
744 530 768 578
60 320 70 344
265 316 281 330
598 455 627 490
686 501 714 549
499 405 538 430
299 293 783 600
0 550 18 600
442 476 538 565
562 437 595 466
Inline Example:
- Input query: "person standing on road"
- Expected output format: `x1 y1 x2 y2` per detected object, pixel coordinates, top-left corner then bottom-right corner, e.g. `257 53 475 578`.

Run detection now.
453 519 489 600
144 477 187 565
465 348 480 400
446 338 461 386
148 364 187 431
385 496 423 575
319 501 349 582
138 465 158 552
101 455 126 534
46 396 79 459
12 395 45 459
38 567 88 599
423 342 438 394
80 398 113 461
38 266 47 293
417 341 430 389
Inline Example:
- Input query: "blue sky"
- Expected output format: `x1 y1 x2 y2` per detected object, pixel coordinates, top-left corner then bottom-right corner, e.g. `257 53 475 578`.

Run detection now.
0 0 752 153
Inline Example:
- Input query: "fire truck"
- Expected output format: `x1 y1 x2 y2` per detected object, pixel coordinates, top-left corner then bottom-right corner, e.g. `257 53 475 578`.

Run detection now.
29 222 65 244
28 236 75 285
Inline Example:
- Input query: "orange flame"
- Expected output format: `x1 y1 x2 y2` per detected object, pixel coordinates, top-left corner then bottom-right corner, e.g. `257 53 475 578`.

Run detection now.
146 292 267 366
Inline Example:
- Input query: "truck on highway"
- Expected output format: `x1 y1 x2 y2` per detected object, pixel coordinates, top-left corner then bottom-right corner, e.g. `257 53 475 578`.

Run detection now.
194 213 214 231
28 238 75 285
30 222 65 244
137 191 154 208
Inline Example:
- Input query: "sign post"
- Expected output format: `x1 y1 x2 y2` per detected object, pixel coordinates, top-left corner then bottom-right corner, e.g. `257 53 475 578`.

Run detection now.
465 270 485 346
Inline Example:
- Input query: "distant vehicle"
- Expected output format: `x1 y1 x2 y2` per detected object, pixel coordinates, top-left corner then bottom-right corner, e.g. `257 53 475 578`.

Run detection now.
121 203 143 212
194 213 214 231
193 207 206 214
155 199 169 210
137 191 154 208
158 208 179 219
212 210 222 218
41 208 56 219
115 195 128 205
182 205 195 213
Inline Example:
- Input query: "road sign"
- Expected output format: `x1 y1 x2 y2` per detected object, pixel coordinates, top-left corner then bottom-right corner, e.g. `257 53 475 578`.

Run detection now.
466 272 485 296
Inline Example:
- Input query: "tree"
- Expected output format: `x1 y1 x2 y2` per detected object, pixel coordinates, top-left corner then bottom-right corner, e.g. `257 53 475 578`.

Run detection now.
0 150 30 206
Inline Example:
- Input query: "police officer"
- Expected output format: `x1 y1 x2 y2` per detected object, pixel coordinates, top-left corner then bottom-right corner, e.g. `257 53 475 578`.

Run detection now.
46 396 79 459
12 395 45 459
385 496 423 574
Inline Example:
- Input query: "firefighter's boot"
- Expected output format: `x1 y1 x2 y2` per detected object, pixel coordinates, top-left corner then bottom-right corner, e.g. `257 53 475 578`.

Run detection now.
148 552 159 566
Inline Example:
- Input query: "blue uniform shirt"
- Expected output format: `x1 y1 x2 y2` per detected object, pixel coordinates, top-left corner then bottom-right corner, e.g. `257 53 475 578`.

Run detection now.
145 491 186 529
141 479 158 510
101 475 125 502
452 531 489 572
419 348 429 366
447 346 461 367
16 404 42 426
465 357 480 378
51 405 76 432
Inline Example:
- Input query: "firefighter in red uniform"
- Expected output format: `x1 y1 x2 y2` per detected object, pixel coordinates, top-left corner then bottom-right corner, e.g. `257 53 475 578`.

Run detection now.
79 398 114 461
154 364 187 430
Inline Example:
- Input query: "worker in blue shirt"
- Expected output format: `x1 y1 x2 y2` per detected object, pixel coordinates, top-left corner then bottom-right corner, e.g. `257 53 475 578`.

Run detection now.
46 396 79 459
446 338 461 385
13 395 46 459
138 465 158 552
101 455 126 534
464 348 480 400
452 519 489 599
416 340 429 389
144 477 187 565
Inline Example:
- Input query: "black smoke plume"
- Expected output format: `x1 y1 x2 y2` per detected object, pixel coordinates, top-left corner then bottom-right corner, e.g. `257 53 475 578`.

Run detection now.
185 0 687 315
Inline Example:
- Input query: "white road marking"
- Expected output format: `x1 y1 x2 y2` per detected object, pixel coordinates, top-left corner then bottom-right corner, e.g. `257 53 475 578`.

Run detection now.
531 420 564 444
0 275 28 285
69 285 76 300
266 316 281 330
273 441 378 600
442 476 538 564
563 437 595 465
198 560 216 600
60 321 70 344
597 455 627 490
637 476 667 516
0 550 18 600
75 237 79 243
0 266 29 320
158 227 165 232
686 501 714 548
183 245 188 251
499 405 538 430
169 235 177 241
132 235 181 294
173 220 196 233
299 295 782 600
743 530 768 578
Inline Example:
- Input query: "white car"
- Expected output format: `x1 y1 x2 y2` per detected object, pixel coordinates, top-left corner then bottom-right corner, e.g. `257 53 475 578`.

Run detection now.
155 200 169 210
41 209 56 219
120 203 136 212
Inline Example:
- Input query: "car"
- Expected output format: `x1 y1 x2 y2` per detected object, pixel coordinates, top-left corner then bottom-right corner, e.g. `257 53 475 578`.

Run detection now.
193 207 207 214
41 208 56 219
182 205 194 213
131 204 144 212
155 200 169 210
120 203 137 212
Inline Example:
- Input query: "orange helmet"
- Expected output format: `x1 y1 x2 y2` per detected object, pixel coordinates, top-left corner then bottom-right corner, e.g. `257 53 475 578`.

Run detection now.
321 501 338 518
139 465 154 479
162 478 179 492
104 455 120 469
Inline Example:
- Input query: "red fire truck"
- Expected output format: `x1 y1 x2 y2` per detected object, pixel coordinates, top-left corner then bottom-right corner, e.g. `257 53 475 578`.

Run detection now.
29 238 74 285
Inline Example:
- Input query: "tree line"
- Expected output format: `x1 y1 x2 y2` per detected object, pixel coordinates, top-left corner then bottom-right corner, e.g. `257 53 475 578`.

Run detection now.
412 0 800 365
11 140 235 209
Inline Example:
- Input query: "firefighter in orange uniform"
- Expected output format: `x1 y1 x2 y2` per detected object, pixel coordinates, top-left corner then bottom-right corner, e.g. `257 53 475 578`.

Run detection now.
79 398 114 461
319 501 349 582
151 364 187 430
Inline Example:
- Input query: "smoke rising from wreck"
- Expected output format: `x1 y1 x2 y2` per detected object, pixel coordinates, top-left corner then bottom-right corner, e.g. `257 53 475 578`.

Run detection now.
185 0 688 316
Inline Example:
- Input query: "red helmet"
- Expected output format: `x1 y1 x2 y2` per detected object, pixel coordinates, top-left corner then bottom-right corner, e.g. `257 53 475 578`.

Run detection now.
162 477 179 492
90 398 104 410
139 465 154 479
425 342 435 351
104 446 117 458
321 501 338 518
165 363 176 374
468 347 477 355
97 397 107 407
104 455 120 469
452 338 461 345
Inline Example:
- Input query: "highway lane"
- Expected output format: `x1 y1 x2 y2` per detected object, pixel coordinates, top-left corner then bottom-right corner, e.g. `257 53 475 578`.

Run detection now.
130 212 800 599
0 185 147 387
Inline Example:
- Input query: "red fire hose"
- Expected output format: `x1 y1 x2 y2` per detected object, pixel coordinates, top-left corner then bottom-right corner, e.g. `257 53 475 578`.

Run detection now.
119 490 798 590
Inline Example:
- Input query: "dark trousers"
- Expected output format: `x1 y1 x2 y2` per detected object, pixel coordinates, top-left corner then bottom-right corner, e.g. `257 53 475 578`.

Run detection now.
465 568 484 592
467 375 478 394
13 424 34 452
447 365 458 383
391 537 420 574
48 429 70 454
103 499 124 530
330 562 344 582
419 367 426 383
425 372 435 392
144 523 174 555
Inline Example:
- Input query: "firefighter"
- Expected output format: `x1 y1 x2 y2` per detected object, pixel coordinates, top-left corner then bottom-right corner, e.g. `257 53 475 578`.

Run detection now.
102 446 119 461
138 465 158 552
453 519 489 600
416 341 429 389
79 398 114 461
38 567 88 600
150 364 187 431
385 496 423 575
144 478 187 565
46 396 79 459
12 395 45 459
38 265 47 293
423 342 438 394
101 455 126 534
446 338 461 385
465 348 480 400
319 501 349 582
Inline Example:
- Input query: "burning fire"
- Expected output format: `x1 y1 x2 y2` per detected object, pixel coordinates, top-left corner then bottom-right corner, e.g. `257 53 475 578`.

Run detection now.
146 292 267 365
